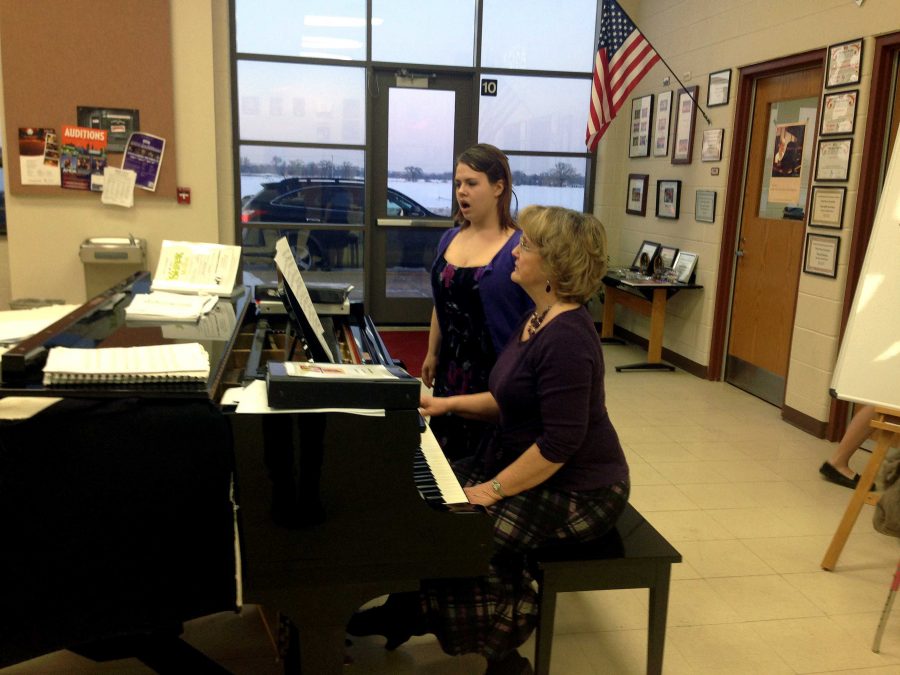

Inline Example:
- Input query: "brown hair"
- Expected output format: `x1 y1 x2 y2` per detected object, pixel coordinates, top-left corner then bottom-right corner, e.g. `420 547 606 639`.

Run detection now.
518 205 608 304
453 143 516 231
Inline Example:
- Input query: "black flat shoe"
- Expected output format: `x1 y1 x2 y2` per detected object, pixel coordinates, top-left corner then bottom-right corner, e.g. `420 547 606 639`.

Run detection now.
346 593 426 650
819 462 875 490
484 650 534 675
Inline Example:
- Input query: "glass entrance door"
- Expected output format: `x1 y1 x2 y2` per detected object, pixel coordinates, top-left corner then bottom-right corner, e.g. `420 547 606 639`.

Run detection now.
368 70 474 324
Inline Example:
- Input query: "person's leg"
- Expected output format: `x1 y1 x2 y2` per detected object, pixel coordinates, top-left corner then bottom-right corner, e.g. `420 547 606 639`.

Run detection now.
820 404 876 485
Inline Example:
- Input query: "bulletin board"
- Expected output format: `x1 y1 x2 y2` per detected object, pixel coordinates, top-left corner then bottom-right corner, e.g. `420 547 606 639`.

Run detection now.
0 0 176 199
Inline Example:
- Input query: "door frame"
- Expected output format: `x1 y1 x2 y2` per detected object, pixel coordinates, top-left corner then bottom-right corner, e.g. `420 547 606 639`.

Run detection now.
709 50 825 380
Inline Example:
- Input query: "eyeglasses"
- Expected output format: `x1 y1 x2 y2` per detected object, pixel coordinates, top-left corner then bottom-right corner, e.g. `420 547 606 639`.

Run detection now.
519 236 539 252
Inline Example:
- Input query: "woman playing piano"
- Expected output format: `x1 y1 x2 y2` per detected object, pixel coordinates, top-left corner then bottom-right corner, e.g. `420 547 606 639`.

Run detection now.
351 206 630 675
421 143 533 461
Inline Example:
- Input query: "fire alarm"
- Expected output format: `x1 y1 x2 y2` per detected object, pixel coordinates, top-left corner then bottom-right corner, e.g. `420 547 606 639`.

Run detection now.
177 187 191 204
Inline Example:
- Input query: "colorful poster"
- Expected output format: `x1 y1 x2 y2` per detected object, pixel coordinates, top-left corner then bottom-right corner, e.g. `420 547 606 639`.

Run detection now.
60 125 108 191
18 127 61 186
121 132 165 191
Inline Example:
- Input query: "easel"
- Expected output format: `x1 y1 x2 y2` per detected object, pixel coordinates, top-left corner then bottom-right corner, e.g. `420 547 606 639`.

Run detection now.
821 406 900 571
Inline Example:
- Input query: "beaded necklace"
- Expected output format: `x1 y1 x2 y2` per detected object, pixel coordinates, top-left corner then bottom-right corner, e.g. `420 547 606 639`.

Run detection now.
527 304 554 337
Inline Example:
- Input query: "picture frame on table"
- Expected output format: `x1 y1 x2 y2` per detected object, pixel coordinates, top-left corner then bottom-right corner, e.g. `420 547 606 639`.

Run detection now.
815 138 853 181
656 179 681 219
653 90 673 157
629 94 654 158
630 240 660 272
825 38 863 89
808 186 846 229
707 69 731 107
803 233 840 278
701 128 724 162
626 173 649 216
695 190 717 223
672 85 699 164
672 251 698 284
820 90 858 136
657 245 679 269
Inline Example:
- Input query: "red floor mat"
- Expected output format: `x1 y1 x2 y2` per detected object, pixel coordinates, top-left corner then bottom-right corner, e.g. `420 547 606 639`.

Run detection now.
379 330 428 377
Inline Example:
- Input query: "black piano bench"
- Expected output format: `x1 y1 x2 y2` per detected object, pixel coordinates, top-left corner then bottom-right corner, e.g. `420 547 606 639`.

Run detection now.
529 504 681 675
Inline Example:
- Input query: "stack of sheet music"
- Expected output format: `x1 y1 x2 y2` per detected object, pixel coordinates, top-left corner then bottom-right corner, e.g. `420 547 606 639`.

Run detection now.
124 291 218 322
42 342 210 385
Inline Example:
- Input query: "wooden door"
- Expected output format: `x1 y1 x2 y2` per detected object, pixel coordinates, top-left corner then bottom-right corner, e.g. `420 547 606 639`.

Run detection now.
726 66 823 406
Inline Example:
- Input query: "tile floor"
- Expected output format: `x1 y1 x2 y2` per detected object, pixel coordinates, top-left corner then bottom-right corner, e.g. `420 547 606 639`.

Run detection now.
4 342 899 674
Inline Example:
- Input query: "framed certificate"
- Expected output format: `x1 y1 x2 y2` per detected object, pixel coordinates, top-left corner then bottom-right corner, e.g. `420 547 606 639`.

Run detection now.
808 186 846 229
701 128 724 162
695 190 717 223
672 251 698 284
820 90 858 136
826 38 863 89
653 90 673 157
629 94 653 158
815 138 852 182
656 179 681 219
804 233 840 278
626 173 649 216
672 85 699 165
707 69 731 107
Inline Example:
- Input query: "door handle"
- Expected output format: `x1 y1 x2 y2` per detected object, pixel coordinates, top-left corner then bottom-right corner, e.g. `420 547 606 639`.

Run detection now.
736 249 745 257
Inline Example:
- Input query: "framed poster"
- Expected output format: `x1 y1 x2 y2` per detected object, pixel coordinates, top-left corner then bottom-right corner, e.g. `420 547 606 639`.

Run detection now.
808 186 846 229
695 190 717 223
653 90 673 157
672 251 698 283
672 85 699 164
701 128 724 162
626 173 649 215
804 233 840 278
707 69 731 107
631 240 660 272
629 94 653 158
815 138 852 181
656 179 681 219
820 90 858 136
826 38 863 89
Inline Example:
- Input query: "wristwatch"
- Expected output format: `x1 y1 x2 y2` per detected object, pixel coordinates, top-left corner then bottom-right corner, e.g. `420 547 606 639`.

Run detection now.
490 479 506 499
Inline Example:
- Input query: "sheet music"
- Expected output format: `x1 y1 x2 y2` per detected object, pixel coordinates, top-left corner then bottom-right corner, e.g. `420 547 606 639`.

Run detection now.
231 379 384 416
150 240 241 296
273 237 335 362
42 342 210 384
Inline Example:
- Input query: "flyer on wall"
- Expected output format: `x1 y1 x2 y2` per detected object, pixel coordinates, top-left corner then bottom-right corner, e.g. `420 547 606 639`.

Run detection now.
60 125 108 191
18 127 61 186
122 132 165 191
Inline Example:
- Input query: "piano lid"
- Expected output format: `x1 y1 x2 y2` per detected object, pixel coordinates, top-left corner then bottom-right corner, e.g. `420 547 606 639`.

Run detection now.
0 271 252 400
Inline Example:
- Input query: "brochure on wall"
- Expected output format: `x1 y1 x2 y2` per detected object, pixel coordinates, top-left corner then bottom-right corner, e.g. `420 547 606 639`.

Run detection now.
121 132 165 191
17 127 61 186
60 125 108 191
100 167 137 207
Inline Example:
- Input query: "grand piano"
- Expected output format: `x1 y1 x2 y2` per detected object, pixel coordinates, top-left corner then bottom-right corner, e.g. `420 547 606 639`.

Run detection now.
0 271 493 674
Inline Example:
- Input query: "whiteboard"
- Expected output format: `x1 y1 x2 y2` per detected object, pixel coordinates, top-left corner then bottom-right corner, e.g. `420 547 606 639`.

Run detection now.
830 138 900 410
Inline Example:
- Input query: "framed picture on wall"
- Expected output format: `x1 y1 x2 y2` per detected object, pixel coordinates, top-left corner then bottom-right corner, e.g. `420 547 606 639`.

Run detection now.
804 233 840 278
701 128 724 162
653 90 673 157
707 69 731 107
815 138 852 181
825 38 863 89
820 90 858 136
626 173 649 215
656 179 681 219
808 186 846 229
629 94 653 158
695 190 717 223
672 85 699 164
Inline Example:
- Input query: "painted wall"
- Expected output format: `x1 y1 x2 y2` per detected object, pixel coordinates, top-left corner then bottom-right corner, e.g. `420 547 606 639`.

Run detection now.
0 0 233 306
595 0 900 423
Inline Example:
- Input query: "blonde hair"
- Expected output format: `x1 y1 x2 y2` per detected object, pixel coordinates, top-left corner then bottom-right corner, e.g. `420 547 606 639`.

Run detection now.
518 205 608 304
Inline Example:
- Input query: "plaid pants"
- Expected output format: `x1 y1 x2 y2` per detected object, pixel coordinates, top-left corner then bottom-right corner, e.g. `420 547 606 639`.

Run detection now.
420 455 629 660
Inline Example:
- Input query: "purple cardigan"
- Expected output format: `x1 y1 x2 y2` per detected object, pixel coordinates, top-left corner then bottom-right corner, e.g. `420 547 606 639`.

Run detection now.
488 306 629 492
433 227 533 355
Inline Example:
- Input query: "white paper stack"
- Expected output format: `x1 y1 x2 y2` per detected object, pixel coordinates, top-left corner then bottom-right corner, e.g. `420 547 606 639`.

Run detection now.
42 342 211 385
125 291 218 322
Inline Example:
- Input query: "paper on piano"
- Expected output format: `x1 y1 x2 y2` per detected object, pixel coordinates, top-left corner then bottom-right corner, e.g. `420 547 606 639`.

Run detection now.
124 291 218 322
0 304 80 344
273 236 334 362
42 342 210 385
150 240 241 297
231 379 384 416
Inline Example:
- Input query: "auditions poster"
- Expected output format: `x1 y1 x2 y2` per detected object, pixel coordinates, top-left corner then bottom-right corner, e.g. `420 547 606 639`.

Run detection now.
60 125 108 191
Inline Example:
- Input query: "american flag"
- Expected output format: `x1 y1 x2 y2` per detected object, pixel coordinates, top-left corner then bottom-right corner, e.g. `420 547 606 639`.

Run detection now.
586 0 660 152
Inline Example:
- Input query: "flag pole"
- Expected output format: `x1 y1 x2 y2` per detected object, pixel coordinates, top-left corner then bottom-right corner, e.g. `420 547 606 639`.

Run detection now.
613 1 711 125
